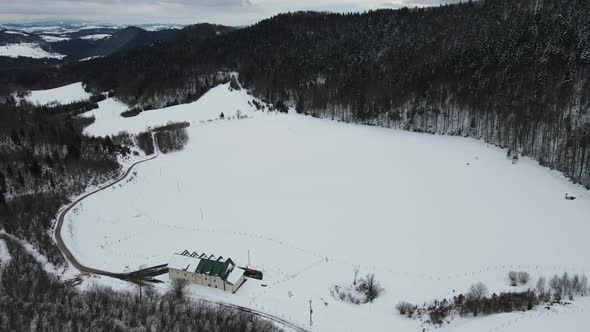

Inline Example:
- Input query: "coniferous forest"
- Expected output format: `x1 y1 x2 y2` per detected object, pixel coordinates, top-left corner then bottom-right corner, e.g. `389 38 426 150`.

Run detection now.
3 0 589 187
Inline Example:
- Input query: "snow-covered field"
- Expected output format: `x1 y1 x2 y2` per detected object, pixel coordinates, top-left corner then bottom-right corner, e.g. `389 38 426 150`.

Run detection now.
83 83 252 136
0 238 11 270
46 82 590 331
0 43 65 59
79 55 103 62
80 34 110 40
24 82 91 106
2 30 28 36
40 35 71 42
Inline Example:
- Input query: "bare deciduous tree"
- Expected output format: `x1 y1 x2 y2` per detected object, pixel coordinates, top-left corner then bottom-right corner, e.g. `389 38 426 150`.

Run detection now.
357 273 383 302
467 282 488 301
171 278 188 300
508 271 518 286
395 301 414 316
536 277 546 295
518 271 530 285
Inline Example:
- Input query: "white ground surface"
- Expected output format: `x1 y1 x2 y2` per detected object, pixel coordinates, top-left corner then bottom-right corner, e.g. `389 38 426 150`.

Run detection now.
34 81 590 331
0 238 11 269
40 35 71 42
0 43 65 59
80 34 110 40
24 82 91 106
83 83 252 136
79 55 103 62
3 31 28 36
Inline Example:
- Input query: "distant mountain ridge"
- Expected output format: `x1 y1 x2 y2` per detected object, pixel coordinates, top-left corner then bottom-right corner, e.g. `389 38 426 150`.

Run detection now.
0 22 196 68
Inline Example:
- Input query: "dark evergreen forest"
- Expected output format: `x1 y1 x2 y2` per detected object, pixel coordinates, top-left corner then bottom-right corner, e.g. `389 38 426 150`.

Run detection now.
0 92 273 331
4 0 588 187
53 0 588 188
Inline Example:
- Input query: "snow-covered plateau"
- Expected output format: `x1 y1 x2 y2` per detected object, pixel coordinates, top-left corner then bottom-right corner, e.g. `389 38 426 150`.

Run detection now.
29 82 590 331
23 82 91 106
80 34 110 40
0 43 65 59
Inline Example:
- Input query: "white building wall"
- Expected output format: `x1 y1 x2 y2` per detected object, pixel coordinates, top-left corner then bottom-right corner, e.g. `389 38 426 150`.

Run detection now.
170 269 236 292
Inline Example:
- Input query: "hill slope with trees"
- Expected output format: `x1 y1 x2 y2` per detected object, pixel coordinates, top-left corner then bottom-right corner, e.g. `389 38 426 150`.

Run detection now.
2 0 590 188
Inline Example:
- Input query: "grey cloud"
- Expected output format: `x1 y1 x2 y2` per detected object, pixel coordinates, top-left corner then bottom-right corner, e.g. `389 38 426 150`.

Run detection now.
0 0 466 26
0 0 259 25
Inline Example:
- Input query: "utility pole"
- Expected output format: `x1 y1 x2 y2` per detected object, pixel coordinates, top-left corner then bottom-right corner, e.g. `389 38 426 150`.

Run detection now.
200 208 204 223
139 284 142 303
248 249 251 267
309 299 313 327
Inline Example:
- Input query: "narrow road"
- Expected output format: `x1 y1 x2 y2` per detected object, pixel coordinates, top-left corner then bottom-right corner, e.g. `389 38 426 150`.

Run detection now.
188 295 310 332
53 146 310 332
54 153 158 277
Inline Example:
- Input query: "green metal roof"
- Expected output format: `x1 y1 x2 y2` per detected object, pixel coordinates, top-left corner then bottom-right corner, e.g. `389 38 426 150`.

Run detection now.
195 257 235 280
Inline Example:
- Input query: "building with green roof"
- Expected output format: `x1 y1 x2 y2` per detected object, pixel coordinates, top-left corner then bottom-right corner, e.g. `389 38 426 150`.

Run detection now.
168 250 245 293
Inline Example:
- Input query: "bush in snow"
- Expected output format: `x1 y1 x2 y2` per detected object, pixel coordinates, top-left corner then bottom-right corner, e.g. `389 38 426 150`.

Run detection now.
395 301 415 316
170 278 188 300
136 131 155 155
121 107 142 118
356 273 383 303
508 271 530 286
536 277 547 300
508 271 518 286
331 272 383 305
518 271 530 285
154 127 189 154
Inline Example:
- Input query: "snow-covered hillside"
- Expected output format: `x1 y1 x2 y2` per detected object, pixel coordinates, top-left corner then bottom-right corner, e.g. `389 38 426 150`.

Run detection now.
80 34 110 40
0 43 65 59
83 83 254 136
24 82 91 106
40 35 70 42
48 82 590 331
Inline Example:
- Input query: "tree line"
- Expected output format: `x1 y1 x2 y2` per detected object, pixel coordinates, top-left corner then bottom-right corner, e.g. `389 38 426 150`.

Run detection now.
4 0 582 187
397 271 589 326
0 95 272 331
0 235 279 332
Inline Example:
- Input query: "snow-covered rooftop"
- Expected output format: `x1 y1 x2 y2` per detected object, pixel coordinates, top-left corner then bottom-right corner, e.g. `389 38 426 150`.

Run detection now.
168 253 200 272
226 267 244 285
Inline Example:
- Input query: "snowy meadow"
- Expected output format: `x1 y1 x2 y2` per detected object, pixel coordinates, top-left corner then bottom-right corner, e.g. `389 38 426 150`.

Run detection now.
46 82 590 331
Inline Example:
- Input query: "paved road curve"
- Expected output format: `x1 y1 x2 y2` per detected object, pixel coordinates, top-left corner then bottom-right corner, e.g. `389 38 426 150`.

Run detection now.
188 295 310 332
54 153 159 277
53 151 310 332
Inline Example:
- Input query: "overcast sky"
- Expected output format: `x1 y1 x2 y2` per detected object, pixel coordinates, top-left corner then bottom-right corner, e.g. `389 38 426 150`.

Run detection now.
0 0 463 26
